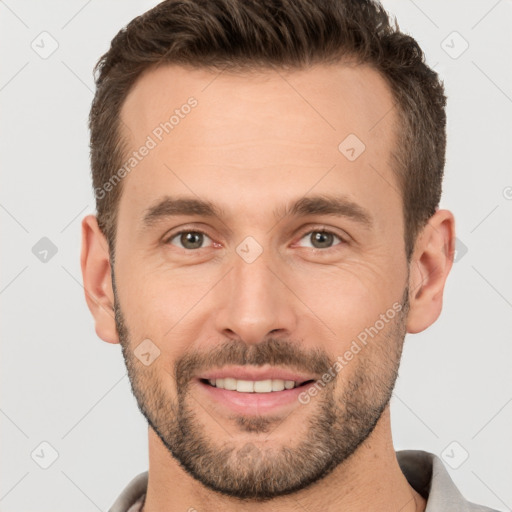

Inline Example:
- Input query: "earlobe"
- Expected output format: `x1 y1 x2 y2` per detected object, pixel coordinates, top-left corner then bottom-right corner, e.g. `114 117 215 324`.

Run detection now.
406 209 456 334
80 215 120 344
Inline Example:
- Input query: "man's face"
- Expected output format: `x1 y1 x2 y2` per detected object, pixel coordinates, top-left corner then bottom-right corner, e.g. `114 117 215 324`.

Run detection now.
113 63 410 499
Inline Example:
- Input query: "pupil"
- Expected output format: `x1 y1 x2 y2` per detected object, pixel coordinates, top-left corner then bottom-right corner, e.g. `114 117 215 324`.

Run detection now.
182 232 203 249
312 231 332 249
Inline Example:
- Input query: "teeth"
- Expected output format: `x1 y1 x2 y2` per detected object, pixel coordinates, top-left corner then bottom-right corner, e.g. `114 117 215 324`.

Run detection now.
272 380 285 391
222 377 237 390
207 378 300 392
237 379 255 392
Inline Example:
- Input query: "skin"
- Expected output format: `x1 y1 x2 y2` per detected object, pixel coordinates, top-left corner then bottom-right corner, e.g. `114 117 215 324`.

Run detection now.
81 63 455 512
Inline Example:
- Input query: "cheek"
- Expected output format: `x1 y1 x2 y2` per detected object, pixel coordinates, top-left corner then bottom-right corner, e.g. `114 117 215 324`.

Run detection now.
288 258 405 340
117 264 216 350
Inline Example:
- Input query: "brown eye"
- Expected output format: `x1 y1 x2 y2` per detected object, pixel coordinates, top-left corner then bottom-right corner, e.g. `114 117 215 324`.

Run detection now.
298 230 344 250
167 231 212 250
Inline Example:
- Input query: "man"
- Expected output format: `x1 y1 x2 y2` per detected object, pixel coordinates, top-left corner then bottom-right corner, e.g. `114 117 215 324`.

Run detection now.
80 0 498 511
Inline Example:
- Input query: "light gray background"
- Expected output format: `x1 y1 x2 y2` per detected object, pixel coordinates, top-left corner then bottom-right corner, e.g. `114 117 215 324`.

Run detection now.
1 1 511 511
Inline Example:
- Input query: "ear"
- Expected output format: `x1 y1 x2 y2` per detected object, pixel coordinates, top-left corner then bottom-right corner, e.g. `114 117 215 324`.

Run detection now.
406 209 456 334
80 215 119 344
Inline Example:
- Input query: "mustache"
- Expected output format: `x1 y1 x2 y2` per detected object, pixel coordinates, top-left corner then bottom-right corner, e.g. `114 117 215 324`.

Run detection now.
174 337 333 390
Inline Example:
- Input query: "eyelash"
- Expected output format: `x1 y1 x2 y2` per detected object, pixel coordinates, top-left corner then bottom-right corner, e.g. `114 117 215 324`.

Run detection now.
163 226 347 252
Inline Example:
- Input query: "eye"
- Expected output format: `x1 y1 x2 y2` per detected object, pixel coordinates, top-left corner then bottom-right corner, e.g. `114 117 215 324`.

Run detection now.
165 230 213 250
297 229 345 250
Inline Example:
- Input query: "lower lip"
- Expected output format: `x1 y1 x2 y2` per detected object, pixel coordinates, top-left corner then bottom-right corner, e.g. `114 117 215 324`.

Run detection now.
196 379 314 415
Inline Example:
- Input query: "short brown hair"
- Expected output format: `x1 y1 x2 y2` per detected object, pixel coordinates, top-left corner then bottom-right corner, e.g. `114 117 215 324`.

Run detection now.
89 0 446 260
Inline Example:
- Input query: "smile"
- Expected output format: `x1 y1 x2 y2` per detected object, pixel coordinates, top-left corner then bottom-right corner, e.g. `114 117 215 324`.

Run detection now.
203 378 313 392
196 377 317 415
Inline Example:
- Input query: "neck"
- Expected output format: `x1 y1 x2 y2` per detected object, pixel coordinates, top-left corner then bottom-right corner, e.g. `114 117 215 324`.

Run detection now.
143 407 425 512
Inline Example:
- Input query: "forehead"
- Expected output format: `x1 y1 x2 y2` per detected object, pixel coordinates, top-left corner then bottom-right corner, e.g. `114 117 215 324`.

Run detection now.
120 62 396 151
117 62 399 229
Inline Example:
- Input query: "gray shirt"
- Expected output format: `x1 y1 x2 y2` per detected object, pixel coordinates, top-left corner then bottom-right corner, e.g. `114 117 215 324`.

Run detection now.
109 450 499 512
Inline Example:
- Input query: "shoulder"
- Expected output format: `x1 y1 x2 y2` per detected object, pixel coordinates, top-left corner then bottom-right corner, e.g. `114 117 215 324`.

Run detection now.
396 450 501 512
109 471 148 512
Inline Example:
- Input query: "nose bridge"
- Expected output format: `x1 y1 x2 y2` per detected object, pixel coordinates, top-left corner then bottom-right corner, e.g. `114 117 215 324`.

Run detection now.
214 243 297 344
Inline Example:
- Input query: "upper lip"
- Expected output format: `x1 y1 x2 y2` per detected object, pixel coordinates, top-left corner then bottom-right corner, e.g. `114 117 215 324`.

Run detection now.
198 366 317 384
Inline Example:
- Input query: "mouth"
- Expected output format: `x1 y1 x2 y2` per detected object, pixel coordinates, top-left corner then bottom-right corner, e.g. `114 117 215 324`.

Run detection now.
200 377 315 392
195 375 317 416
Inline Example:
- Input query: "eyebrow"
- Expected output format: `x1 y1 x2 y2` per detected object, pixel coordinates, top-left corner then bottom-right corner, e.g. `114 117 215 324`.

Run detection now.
142 197 226 227
141 194 373 229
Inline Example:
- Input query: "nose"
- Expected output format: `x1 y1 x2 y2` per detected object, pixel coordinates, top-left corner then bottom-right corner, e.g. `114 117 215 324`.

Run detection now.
213 247 298 345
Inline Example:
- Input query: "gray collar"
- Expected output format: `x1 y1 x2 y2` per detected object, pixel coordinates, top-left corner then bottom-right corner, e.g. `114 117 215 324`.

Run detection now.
397 450 497 512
